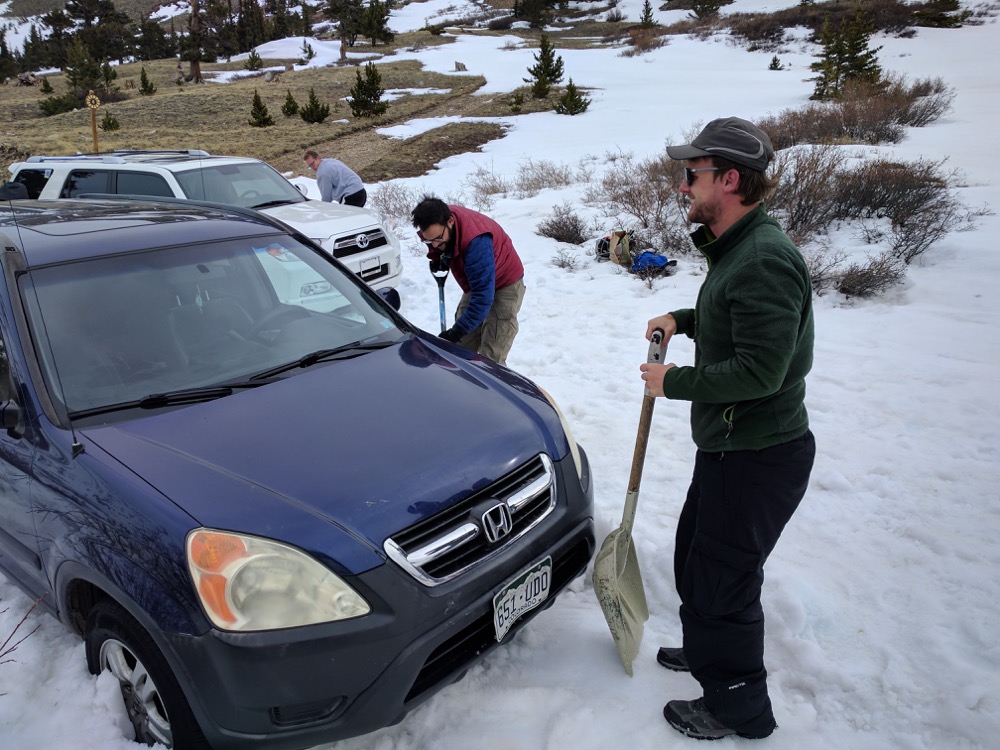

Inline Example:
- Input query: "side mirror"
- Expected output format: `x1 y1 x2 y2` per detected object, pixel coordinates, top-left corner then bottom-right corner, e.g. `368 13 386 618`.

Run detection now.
1 400 23 437
377 287 401 311
0 182 29 200
294 183 307 196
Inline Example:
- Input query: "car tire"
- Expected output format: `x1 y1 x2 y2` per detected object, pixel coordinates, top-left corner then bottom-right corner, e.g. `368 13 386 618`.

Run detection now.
85 599 210 749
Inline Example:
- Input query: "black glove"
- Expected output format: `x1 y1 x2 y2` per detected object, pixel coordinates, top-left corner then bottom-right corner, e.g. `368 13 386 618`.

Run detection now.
429 255 451 274
439 327 462 343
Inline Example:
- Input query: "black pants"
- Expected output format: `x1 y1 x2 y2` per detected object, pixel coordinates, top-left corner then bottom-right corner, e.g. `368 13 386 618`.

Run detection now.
342 188 367 208
674 431 815 737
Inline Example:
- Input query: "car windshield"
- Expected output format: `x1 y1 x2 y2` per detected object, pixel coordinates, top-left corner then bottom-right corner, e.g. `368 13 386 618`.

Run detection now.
174 162 306 209
20 234 403 417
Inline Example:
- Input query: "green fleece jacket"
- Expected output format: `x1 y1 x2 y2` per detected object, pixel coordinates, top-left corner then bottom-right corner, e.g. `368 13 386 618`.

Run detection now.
664 205 813 452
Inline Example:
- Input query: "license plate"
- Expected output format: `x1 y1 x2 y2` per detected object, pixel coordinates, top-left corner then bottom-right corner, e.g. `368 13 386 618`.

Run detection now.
492 556 551 642
359 256 381 278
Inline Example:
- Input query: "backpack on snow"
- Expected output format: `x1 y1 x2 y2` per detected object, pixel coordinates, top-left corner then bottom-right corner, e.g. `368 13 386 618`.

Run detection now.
595 229 634 266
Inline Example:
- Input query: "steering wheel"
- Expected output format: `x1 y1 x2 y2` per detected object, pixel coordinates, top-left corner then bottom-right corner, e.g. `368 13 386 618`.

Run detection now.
238 189 262 201
250 305 311 340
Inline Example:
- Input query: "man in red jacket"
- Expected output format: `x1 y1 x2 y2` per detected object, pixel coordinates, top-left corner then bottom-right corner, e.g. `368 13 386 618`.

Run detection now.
411 197 526 366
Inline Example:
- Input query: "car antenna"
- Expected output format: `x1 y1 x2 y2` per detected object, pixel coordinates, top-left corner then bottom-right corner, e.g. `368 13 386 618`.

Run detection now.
0 181 86 458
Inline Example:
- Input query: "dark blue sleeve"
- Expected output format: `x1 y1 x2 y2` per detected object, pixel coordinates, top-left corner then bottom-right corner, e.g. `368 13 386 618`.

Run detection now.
454 235 496 334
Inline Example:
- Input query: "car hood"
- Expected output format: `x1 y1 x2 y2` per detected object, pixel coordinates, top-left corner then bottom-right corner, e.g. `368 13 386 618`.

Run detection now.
82 339 566 574
261 199 383 238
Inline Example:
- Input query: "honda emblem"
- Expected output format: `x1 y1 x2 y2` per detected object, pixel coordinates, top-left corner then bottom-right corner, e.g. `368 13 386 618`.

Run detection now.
482 502 513 544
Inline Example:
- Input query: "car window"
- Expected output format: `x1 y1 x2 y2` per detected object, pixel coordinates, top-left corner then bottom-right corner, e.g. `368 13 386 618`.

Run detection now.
174 163 304 208
116 171 174 198
19 234 400 417
61 170 111 198
11 168 51 199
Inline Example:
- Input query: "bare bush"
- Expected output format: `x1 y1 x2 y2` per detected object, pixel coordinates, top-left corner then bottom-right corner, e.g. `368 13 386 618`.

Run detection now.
758 102 848 149
760 73 955 149
369 181 422 222
582 150 677 231
839 81 908 144
1 593 45 687
552 247 582 270
515 158 575 198
462 163 511 212
537 202 589 245
833 156 992 264
768 144 848 246
725 11 789 51
801 241 848 296
620 27 666 57
890 75 956 127
836 251 906 297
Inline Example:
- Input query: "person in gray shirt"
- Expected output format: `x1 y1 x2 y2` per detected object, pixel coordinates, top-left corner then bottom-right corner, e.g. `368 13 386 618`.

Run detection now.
303 150 367 207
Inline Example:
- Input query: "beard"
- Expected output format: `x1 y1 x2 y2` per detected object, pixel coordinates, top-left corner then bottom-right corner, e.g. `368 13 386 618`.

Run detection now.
687 193 721 228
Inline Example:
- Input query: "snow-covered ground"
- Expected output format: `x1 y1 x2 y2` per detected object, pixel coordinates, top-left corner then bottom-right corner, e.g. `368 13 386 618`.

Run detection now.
2 2 999 749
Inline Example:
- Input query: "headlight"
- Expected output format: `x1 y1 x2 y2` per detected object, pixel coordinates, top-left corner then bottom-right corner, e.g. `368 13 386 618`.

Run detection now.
537 386 584 480
186 529 370 631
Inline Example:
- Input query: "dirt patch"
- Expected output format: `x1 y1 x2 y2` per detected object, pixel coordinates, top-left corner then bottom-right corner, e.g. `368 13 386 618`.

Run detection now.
357 122 509 182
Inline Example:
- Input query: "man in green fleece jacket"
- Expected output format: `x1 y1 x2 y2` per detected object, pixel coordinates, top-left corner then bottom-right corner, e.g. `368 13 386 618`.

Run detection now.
639 117 816 741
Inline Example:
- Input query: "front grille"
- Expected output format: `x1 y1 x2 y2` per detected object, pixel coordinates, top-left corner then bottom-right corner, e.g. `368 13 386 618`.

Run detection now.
331 228 389 259
385 454 556 586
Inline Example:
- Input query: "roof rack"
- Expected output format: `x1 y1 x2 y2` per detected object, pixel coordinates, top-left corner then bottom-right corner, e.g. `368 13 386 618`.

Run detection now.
25 149 212 165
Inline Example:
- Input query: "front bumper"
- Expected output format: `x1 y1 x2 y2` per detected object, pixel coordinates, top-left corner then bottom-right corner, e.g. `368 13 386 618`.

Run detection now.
163 450 594 750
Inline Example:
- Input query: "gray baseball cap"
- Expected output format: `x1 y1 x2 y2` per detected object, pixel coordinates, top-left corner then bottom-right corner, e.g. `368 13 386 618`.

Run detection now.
667 117 774 172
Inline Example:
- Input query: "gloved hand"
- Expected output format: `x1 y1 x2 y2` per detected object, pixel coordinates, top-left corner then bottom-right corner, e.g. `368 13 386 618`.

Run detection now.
439 327 462 343
429 255 451 274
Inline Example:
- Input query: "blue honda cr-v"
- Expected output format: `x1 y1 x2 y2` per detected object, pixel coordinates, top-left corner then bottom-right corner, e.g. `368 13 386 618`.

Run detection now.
0 195 594 750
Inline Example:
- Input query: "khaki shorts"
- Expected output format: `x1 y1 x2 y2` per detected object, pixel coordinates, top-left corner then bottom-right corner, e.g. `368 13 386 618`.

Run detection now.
453 278 525 366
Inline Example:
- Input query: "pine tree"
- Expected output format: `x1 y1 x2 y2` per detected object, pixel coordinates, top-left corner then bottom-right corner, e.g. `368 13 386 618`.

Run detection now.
361 0 395 46
249 89 275 127
768 55 783 71
913 0 970 28
349 61 388 117
281 89 299 116
524 33 564 99
514 0 552 28
244 49 263 71
139 66 157 95
63 37 102 97
99 60 118 96
100 110 121 131
809 10 883 100
640 0 656 28
554 78 591 115
328 0 364 61
299 86 331 123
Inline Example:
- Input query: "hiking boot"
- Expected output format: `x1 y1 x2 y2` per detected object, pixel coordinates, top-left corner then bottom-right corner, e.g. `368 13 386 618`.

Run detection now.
663 698 774 741
656 646 689 672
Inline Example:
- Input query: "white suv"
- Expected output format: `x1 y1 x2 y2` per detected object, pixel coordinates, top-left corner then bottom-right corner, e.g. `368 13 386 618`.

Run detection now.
7 150 403 292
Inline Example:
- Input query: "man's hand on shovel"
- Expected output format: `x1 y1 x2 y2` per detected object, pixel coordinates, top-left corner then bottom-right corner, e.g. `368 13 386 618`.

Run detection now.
640 316 675 397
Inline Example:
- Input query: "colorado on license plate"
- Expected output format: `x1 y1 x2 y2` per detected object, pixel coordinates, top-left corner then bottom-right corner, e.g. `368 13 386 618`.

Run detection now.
492 556 551 642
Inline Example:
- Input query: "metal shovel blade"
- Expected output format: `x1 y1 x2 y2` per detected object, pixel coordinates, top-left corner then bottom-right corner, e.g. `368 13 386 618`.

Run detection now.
592 497 649 676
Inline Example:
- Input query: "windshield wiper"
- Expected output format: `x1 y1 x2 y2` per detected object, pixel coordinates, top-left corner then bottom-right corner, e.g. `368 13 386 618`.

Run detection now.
251 199 300 209
251 340 394 380
137 382 277 409
66 382 273 420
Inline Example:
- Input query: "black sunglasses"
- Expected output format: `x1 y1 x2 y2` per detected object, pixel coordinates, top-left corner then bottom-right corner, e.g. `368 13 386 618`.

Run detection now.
684 167 720 185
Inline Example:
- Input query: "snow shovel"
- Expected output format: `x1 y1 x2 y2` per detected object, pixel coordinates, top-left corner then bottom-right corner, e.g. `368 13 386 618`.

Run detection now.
592 328 664 676
432 267 449 334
